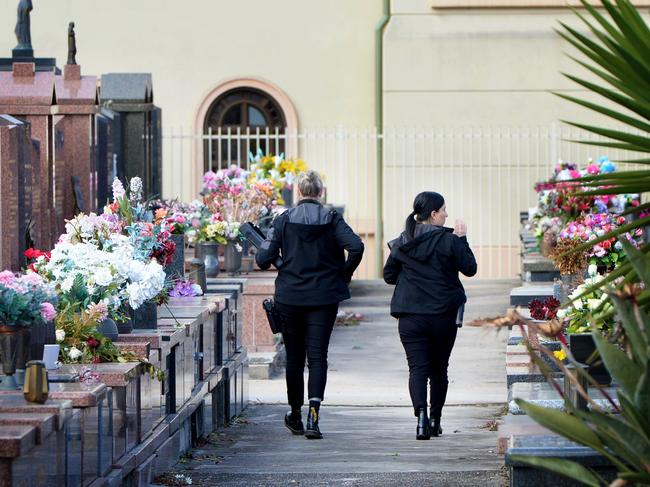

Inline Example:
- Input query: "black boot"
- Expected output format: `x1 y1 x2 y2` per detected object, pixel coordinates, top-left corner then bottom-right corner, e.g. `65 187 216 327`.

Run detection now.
416 409 430 440
284 410 305 435
430 417 442 437
304 406 323 439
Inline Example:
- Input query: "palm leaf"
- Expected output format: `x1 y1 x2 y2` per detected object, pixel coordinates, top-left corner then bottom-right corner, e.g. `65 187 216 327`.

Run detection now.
508 455 604 486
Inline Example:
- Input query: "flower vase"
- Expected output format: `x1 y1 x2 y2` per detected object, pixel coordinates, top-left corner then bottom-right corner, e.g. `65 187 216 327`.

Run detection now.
240 240 254 274
569 333 611 385
165 234 186 280
201 242 220 278
0 325 21 390
224 242 243 276
98 317 119 342
131 301 158 330
14 327 31 386
117 304 133 335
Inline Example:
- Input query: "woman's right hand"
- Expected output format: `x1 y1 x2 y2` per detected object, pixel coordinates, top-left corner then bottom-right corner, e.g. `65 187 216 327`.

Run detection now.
453 219 467 237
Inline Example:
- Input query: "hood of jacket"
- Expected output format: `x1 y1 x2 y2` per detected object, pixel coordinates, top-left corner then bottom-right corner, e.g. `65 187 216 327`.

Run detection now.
389 224 453 262
284 199 337 242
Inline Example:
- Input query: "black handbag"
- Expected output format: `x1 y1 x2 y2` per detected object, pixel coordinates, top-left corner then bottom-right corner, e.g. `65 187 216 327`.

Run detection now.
262 298 283 334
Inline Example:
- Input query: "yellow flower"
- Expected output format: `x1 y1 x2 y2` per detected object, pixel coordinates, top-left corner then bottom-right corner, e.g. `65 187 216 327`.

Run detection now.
553 349 567 361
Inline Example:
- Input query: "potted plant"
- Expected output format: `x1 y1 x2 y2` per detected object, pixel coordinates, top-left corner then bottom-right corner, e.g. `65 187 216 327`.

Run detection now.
0 270 58 390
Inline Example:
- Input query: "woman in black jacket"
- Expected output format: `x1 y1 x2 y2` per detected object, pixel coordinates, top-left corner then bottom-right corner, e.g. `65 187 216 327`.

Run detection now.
383 191 477 440
256 170 364 439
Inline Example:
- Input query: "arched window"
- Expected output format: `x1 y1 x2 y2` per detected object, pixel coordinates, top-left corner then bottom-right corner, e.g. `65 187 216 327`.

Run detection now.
203 88 287 171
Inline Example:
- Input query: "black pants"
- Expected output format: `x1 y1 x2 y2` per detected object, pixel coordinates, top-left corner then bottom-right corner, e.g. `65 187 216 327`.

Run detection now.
398 311 458 419
276 302 339 409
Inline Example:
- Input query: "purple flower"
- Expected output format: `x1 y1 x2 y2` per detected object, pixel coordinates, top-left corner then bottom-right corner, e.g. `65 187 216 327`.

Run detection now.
170 279 202 297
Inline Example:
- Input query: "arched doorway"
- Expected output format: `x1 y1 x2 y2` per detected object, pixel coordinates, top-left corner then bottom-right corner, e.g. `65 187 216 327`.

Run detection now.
194 78 299 175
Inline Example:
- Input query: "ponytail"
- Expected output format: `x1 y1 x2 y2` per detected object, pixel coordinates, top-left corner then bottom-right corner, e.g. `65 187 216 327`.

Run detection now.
404 211 417 241
403 191 445 241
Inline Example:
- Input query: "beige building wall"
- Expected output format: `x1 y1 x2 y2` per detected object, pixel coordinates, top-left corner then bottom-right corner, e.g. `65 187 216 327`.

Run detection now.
381 0 645 277
0 0 381 202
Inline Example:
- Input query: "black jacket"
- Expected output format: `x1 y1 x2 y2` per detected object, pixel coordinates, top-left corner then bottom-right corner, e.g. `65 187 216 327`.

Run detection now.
383 224 477 317
256 199 365 306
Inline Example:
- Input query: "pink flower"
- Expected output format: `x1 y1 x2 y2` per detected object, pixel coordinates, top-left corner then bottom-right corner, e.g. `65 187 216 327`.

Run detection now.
569 170 581 179
18 272 44 287
40 302 57 322
0 270 16 286
586 164 600 175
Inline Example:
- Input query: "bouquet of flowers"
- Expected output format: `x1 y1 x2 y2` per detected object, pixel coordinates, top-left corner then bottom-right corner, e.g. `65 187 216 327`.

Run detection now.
248 150 308 204
0 270 58 327
151 199 192 235
200 220 242 246
558 213 641 272
558 275 616 334
55 302 164 380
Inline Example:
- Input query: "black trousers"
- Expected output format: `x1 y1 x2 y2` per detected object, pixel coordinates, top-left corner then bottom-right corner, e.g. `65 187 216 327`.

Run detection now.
398 311 458 419
276 302 339 409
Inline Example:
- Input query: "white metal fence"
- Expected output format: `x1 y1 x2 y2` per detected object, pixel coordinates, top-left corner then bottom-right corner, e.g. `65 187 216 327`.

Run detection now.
162 125 641 280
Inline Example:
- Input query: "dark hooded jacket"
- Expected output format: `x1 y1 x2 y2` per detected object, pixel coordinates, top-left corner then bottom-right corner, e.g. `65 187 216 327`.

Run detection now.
256 199 365 306
383 224 477 317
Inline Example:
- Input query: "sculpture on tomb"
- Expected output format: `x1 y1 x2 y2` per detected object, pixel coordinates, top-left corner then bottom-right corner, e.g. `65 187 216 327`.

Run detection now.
67 22 77 65
14 0 33 48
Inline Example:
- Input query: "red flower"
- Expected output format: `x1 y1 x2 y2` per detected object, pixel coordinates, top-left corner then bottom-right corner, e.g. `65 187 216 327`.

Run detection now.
24 248 49 261
601 240 612 250
92 355 101 364
87 337 100 349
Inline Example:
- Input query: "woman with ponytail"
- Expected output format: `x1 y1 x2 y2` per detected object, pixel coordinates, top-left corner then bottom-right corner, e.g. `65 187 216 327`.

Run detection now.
383 191 477 440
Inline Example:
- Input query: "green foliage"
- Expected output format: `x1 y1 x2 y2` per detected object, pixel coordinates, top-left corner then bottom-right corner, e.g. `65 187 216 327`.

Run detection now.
515 237 650 484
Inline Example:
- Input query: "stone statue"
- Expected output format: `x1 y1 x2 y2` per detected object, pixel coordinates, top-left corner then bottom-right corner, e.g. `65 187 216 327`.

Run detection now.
14 0 33 48
67 22 77 65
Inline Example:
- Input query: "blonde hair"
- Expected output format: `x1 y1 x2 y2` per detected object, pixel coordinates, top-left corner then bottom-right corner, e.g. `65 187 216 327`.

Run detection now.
296 170 323 198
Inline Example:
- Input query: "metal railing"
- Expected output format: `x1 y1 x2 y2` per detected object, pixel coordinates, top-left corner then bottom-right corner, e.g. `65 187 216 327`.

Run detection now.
162 124 642 279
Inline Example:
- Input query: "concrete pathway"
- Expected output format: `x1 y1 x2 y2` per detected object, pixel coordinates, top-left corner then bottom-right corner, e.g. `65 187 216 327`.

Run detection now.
159 279 516 486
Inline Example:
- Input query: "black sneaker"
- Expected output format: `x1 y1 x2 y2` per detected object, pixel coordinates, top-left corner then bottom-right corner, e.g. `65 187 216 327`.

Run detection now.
304 407 323 439
284 412 305 435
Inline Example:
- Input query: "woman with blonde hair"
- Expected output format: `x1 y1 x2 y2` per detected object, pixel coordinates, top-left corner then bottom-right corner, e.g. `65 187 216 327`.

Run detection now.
257 170 364 439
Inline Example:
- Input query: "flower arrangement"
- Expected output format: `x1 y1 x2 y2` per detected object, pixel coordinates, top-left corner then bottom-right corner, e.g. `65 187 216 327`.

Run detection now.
55 303 164 380
528 297 560 321
557 275 616 334
248 150 307 204
0 270 58 327
557 213 641 271
335 310 364 326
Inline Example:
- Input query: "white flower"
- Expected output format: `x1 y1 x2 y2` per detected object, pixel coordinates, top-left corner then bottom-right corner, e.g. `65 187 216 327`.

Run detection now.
94 267 114 287
68 347 83 361
112 178 125 200
129 177 143 201
556 308 567 319
61 275 76 293
55 329 66 343
587 298 601 311
587 264 598 276
191 284 203 296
